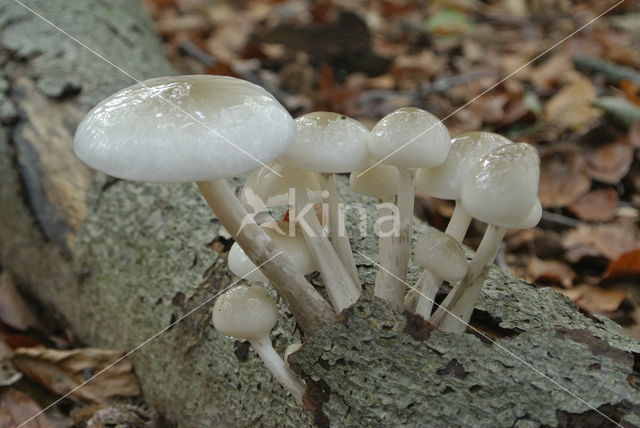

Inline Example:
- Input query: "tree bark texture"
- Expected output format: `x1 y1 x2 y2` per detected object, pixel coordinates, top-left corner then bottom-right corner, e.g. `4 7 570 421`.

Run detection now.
0 1 639 427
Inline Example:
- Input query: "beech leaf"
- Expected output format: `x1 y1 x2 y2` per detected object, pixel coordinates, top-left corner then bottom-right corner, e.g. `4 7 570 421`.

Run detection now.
12 347 140 403
0 388 53 428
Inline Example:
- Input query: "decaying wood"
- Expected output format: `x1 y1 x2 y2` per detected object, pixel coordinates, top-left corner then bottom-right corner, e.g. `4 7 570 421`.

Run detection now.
0 1 639 427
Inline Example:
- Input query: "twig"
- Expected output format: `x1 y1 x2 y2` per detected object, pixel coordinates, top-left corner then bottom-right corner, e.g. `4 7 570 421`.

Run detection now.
573 54 640 85
540 210 581 228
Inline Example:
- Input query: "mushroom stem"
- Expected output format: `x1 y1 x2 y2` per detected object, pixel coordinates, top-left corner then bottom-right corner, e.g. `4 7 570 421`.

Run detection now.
321 173 361 286
431 225 506 332
414 270 440 320
249 335 306 403
292 181 361 313
445 201 472 243
374 197 396 302
197 180 336 335
374 167 415 308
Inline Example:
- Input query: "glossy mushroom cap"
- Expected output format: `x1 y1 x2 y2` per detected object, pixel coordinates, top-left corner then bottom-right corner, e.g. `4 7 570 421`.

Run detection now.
368 107 451 169
416 131 512 200
514 199 542 230
349 164 399 199
74 75 295 182
212 285 278 340
414 230 468 282
227 222 316 282
241 162 322 208
461 143 540 228
279 112 369 173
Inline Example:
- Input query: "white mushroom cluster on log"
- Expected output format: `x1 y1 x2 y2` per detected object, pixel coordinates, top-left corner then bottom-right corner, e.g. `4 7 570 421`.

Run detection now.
73 74 541 402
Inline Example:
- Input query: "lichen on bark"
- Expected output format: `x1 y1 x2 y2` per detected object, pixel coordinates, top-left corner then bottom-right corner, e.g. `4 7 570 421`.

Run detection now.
291 296 640 427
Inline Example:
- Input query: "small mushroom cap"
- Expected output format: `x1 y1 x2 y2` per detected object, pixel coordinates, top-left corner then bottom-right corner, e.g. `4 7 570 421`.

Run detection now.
212 285 278 340
241 162 322 208
74 75 295 182
416 131 512 200
368 107 451 169
349 164 399 199
414 230 468 282
279 112 370 173
227 222 316 282
461 143 540 228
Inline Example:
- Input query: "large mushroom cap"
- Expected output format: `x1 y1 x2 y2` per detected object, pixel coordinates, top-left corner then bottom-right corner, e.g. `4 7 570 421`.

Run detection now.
279 112 370 173
414 230 468 282
461 143 540 228
74 75 295 182
368 107 451 169
212 285 278 340
416 131 512 200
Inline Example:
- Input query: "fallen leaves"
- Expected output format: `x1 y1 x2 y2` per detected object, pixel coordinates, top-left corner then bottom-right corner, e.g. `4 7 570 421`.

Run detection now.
544 75 601 129
539 150 591 207
527 257 576 288
605 249 640 279
531 53 572 91
12 347 140 403
558 285 627 314
563 224 639 262
0 272 36 331
585 142 634 184
568 188 619 222
0 388 52 428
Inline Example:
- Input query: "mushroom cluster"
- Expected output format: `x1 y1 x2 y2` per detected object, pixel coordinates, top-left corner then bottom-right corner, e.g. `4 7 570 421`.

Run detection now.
73 75 541 402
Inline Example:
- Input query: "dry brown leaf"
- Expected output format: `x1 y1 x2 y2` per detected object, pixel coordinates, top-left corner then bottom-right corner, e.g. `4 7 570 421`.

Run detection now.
12 347 140 403
0 357 21 388
563 224 640 262
0 272 37 331
558 284 627 314
568 188 619 222
0 340 21 387
531 53 572 90
630 120 640 148
0 388 52 428
586 142 634 184
539 151 591 207
545 75 601 129
620 79 640 106
527 257 575 288
605 249 640 279
0 342 10 360
205 20 252 63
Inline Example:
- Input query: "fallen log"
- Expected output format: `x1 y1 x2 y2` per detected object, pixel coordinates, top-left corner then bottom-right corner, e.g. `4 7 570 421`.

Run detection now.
0 1 639 427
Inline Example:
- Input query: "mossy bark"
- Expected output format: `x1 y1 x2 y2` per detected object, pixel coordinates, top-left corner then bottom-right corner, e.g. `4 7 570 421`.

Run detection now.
0 1 639 427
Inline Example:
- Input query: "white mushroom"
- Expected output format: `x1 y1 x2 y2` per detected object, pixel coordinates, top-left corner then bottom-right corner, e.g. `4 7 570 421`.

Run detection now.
416 131 512 242
349 163 399 201
228 222 317 282
350 163 400 291
279 112 369 312
241 161 323 210
212 285 306 402
406 230 468 319
431 143 541 332
368 107 451 309
74 75 335 334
